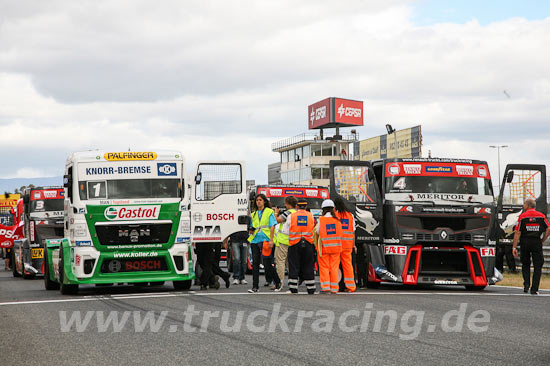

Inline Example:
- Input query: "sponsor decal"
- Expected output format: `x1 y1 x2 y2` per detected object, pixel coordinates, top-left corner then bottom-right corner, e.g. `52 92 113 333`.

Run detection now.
326 223 337 235
425 166 453 173
1 241 11 248
395 206 413 212
31 189 64 200
157 162 177 176
480 247 495 257
340 218 350 230
403 164 422 175
297 216 308 227
104 205 160 220
85 166 152 176
193 225 222 241
337 104 361 119
456 165 474 176
388 163 400 175
434 280 458 285
284 189 304 196
193 213 202 222
321 190 328 198
306 189 318 197
333 98 364 125
269 189 283 196
474 207 491 214
440 230 448 240
75 254 81 266
383 238 400 244
112 200 130 205
104 152 157 161
75 240 92 247
477 165 488 177
422 207 465 213
356 207 379 235
237 198 247 205
384 245 406 255
206 213 234 221
416 193 465 201
526 224 540 232
176 237 190 243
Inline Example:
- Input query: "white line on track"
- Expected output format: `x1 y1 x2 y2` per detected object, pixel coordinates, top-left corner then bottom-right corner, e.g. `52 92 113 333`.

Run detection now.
0 290 548 306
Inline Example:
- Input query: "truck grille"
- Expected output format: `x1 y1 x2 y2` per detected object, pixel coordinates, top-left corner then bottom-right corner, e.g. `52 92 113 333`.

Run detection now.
95 223 172 245
414 233 472 241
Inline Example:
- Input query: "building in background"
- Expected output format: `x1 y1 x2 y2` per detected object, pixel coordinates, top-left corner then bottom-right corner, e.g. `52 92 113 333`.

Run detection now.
271 97 363 186
353 125 422 160
268 163 282 185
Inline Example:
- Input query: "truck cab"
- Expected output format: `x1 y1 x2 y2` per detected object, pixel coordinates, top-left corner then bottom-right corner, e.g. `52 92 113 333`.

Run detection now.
12 187 64 278
330 158 499 289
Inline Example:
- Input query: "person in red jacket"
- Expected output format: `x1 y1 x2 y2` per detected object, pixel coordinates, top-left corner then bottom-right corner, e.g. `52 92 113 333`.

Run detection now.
512 199 550 295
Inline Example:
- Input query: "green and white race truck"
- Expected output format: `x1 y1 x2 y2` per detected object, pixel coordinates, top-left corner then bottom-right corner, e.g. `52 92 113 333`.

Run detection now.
44 151 247 294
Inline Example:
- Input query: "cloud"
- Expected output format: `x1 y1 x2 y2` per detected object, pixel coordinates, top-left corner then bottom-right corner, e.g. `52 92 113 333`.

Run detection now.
0 1 549 184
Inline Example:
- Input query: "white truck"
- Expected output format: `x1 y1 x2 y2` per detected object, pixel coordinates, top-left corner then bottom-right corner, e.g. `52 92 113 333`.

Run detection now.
44 151 247 294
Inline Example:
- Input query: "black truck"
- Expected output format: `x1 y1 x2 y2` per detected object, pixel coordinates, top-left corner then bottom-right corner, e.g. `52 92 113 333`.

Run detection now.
330 158 500 290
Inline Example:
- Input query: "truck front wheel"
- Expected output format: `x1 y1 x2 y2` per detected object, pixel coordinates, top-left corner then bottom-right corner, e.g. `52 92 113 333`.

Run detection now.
44 252 60 290
59 248 78 295
173 280 192 290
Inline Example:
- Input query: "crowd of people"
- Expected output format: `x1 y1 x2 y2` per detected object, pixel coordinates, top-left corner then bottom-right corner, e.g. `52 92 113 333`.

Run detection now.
194 194 358 294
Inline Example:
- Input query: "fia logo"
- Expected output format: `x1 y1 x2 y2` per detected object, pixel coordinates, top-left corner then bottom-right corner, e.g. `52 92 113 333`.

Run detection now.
326 223 337 235
341 218 349 230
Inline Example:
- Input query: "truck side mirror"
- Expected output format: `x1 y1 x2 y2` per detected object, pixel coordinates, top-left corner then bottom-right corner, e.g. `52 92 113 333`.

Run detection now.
249 191 256 202
195 172 202 184
238 215 249 225
506 171 514 183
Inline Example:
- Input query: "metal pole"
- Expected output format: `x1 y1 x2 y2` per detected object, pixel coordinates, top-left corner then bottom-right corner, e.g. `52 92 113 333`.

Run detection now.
497 146 501 189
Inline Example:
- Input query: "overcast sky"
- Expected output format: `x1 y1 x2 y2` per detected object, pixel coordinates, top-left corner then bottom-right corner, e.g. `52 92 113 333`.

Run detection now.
1 0 549 187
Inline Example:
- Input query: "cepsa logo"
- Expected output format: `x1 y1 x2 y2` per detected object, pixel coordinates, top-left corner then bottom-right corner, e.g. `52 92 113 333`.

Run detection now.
104 205 161 221
337 104 361 119
310 105 327 125
384 245 406 255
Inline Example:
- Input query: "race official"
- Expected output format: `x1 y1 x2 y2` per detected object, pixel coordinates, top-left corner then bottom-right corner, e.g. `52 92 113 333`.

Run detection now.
315 200 342 294
285 199 316 294
334 196 356 292
273 196 298 292
247 194 280 293
512 199 550 295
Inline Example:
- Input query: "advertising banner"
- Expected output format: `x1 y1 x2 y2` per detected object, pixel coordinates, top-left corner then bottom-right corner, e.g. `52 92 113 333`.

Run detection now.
354 125 422 161
308 97 364 129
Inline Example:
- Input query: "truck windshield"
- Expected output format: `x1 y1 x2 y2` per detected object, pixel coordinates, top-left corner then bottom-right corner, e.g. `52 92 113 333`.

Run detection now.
79 179 181 200
31 199 65 212
386 176 493 196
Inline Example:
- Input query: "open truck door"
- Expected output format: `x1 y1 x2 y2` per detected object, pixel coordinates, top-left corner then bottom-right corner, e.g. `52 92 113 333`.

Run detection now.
191 161 248 244
496 164 547 246
329 160 384 287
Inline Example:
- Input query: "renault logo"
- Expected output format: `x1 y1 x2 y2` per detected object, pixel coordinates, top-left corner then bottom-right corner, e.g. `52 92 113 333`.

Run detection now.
440 230 448 240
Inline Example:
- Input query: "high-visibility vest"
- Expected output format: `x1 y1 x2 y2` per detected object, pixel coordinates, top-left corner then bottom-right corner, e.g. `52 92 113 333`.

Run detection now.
275 208 296 247
248 207 274 243
336 211 354 250
318 216 343 255
289 210 315 245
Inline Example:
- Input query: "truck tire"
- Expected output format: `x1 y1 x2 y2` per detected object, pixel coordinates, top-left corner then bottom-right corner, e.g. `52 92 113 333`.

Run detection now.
22 253 34 280
12 250 21 278
173 280 192 290
465 285 486 291
59 248 78 295
44 252 60 290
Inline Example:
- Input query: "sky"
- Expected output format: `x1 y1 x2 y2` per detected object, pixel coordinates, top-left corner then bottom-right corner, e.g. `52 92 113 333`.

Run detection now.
1 0 549 187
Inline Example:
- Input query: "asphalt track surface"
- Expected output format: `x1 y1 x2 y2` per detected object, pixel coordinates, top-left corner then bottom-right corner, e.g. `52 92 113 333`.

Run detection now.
1 258 548 366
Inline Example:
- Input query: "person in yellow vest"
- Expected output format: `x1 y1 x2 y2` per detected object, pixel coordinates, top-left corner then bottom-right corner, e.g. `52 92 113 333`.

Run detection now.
285 199 316 294
273 196 298 292
334 196 357 292
315 200 342 294
247 194 280 293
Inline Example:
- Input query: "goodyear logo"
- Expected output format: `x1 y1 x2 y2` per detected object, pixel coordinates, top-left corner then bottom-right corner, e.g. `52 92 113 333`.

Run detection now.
284 189 304 195
341 218 349 230
326 223 337 235
297 215 308 227
425 166 453 173
104 152 157 161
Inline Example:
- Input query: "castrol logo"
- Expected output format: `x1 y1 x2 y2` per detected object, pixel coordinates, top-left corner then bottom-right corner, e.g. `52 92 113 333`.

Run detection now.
104 205 160 221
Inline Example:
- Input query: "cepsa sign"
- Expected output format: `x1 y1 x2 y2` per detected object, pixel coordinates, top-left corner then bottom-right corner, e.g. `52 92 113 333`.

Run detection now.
308 97 364 130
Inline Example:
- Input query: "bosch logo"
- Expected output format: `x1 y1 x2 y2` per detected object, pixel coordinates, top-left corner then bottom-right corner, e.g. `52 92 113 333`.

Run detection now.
157 163 177 176
337 104 361 118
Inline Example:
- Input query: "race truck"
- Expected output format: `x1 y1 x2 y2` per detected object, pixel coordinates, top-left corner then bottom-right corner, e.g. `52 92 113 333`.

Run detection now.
330 158 500 290
44 151 247 294
12 187 64 279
